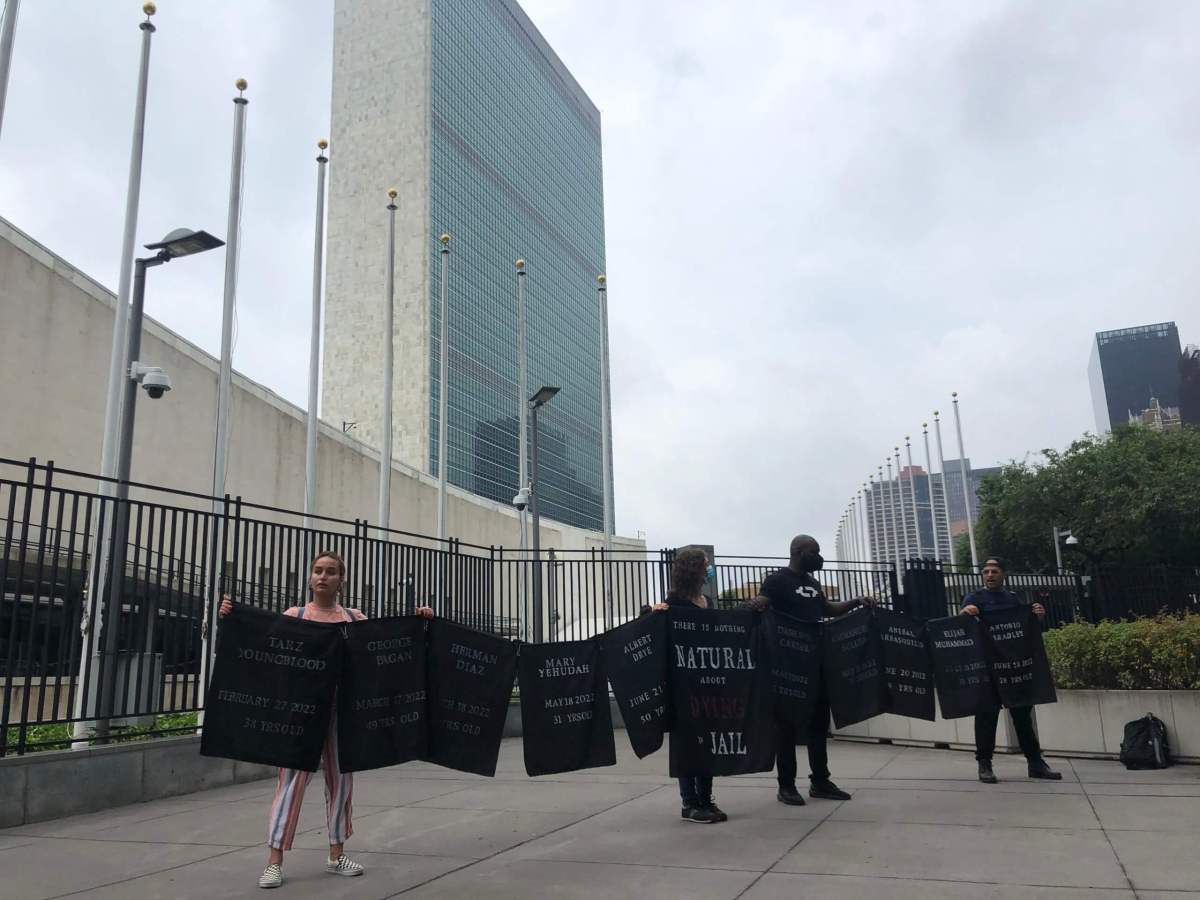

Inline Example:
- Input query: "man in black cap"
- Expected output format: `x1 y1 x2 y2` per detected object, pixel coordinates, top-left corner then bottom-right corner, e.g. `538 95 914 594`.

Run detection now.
749 534 871 805
961 557 1062 784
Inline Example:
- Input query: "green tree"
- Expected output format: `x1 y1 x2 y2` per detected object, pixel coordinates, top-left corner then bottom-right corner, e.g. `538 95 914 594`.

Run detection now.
971 427 1200 571
951 532 975 572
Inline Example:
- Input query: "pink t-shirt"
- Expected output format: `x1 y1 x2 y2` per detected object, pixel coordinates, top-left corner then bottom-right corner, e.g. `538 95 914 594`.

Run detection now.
283 602 366 623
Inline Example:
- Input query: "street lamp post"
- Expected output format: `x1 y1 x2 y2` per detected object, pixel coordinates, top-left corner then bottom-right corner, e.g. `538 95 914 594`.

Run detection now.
528 385 560 643
97 227 223 741
436 234 450 541
596 274 615 631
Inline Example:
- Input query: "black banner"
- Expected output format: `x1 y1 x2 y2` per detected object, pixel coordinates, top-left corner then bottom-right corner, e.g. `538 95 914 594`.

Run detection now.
876 609 936 721
519 639 616 776
822 609 888 728
424 618 518 777
983 607 1057 708
201 604 341 771
765 611 822 738
603 613 670 758
927 614 992 719
668 607 775 777
337 616 428 772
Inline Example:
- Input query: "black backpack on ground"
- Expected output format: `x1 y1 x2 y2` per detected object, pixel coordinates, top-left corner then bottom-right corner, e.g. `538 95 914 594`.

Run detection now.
1119 713 1172 770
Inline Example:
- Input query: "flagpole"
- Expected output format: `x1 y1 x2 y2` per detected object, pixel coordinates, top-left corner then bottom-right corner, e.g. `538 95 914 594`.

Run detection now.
0 0 20 139
200 78 248 711
378 189 397 553
844 505 853 561
304 139 329 528
933 410 956 569
883 461 899 573
921 423 941 561
75 2 156 748
436 234 450 542
904 436 923 558
859 486 870 561
893 447 910 563
867 476 878 561
597 274 614 629
853 500 863 561
99 3 156 492
876 467 889 568
951 391 979 567
212 79 247 509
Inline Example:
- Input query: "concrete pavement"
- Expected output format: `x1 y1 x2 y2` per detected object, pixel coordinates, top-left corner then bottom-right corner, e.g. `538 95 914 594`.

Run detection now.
1 738 1198 898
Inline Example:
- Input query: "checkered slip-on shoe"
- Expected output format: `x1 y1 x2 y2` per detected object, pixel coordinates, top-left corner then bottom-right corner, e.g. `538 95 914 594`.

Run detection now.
326 854 365 877
258 864 283 889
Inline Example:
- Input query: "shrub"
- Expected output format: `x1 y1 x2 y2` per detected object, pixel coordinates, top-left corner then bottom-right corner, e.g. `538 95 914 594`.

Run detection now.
1043 613 1200 690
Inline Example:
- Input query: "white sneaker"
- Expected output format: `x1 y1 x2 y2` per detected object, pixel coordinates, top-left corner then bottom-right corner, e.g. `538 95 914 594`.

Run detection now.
326 854 365 877
258 863 283 889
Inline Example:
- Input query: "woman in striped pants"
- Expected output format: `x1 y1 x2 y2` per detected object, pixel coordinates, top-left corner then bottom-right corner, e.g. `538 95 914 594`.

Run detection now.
220 550 434 889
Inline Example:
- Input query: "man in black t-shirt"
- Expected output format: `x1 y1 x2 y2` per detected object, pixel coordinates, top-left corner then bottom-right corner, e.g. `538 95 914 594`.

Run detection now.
749 534 871 805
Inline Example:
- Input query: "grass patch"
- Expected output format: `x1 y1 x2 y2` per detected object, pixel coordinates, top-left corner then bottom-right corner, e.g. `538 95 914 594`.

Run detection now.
3 712 200 755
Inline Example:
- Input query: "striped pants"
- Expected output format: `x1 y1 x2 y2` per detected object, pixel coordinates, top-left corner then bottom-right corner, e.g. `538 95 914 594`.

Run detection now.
267 714 353 851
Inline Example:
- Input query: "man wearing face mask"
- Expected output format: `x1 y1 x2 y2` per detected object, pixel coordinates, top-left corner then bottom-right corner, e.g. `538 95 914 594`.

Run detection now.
749 534 870 804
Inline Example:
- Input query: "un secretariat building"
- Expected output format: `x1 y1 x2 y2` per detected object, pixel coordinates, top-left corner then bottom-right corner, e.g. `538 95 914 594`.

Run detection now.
324 0 609 532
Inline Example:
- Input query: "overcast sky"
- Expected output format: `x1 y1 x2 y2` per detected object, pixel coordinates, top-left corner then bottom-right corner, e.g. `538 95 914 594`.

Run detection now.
3 1 1199 558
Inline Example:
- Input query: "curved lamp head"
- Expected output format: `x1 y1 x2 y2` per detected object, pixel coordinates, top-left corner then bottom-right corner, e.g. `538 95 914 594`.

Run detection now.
145 228 224 259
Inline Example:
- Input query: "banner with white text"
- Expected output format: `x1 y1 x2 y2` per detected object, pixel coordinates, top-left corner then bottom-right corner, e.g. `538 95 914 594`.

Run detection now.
424 619 519 777
668 607 775 777
519 638 616 776
337 616 428 772
201 604 341 771
603 613 671 758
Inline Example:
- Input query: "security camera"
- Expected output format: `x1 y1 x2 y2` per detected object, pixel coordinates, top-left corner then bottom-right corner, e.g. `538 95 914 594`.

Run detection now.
512 488 530 511
130 363 173 399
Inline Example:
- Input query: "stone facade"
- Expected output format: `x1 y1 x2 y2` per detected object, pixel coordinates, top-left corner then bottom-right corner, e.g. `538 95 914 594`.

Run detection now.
0 216 641 555
325 0 432 472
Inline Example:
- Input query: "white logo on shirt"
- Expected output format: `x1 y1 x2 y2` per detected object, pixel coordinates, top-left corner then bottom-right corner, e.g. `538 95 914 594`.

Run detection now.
794 586 820 598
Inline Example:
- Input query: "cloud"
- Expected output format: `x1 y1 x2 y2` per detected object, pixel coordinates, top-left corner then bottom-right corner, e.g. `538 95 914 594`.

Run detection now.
2 1 1198 561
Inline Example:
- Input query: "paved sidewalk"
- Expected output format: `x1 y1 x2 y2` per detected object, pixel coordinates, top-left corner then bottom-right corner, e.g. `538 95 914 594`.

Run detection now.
2 738 1198 898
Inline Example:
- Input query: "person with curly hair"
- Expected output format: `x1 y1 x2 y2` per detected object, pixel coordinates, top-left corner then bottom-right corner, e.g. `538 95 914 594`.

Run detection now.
651 547 728 824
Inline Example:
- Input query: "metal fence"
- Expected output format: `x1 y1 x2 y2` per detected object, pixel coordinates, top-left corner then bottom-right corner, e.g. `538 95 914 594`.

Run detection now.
2 455 1196 755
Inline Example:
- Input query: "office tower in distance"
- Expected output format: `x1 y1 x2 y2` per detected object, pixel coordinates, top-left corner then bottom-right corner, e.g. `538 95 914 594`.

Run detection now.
1089 322 1183 433
324 0 609 530
867 461 997 565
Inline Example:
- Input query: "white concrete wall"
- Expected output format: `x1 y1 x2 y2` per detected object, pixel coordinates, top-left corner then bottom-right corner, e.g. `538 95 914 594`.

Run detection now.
0 216 644 559
325 0 432 472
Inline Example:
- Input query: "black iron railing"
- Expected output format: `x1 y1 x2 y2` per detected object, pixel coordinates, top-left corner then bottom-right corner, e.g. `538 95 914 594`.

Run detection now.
2 455 1195 756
